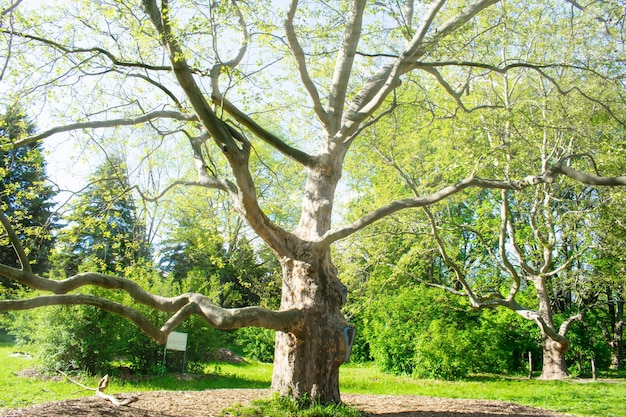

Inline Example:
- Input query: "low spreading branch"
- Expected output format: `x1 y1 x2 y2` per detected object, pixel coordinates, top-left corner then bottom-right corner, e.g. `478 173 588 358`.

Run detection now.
0 209 302 342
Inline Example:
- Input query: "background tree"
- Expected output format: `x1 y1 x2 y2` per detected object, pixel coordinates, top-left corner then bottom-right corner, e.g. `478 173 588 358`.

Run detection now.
0 106 57 288
0 0 625 404
592 189 626 369
51 155 150 276
159 187 282 309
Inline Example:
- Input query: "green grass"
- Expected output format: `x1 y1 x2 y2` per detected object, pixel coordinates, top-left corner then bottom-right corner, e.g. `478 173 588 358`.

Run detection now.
1 343 624 416
223 394 363 417
340 363 626 416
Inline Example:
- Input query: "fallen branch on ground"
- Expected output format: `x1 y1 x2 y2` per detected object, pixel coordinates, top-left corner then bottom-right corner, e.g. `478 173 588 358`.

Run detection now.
57 371 139 406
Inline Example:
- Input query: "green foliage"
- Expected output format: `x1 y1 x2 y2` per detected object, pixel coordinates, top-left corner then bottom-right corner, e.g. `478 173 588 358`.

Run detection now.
235 327 275 363
51 155 150 277
565 311 613 376
0 106 57 280
159 187 281 309
361 285 540 379
414 319 476 380
223 394 363 417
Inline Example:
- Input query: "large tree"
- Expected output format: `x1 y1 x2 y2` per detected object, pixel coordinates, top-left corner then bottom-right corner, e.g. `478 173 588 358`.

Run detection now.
1 0 625 403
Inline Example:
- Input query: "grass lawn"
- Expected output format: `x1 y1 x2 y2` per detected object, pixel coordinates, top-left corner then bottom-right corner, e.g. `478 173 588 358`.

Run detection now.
1 342 624 416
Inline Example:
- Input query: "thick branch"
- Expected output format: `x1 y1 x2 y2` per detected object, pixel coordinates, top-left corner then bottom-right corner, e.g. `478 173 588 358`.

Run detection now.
504 192 539 276
215 97 315 167
559 312 583 336
322 163 626 245
499 191 522 301
320 175 534 245
143 0 293 255
0 224 301 342
0 294 167 342
327 0 366 134
0 209 31 275
551 163 626 186
339 0 500 141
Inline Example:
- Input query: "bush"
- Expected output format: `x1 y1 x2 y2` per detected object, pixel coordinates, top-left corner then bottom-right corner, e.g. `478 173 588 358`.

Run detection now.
236 327 276 363
362 285 540 378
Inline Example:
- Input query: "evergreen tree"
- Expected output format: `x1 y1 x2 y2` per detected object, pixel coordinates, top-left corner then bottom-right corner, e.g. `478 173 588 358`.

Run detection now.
0 106 57 284
52 155 149 276
159 191 281 309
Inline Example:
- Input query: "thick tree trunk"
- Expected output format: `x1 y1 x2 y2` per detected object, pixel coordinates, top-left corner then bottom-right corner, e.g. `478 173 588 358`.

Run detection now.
270 252 353 404
540 338 570 379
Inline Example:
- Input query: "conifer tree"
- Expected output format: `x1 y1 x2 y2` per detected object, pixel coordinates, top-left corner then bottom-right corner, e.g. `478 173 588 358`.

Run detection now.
0 107 56 286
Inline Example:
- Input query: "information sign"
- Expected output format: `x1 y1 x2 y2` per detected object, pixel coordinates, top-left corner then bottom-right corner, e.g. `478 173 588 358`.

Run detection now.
166 331 188 352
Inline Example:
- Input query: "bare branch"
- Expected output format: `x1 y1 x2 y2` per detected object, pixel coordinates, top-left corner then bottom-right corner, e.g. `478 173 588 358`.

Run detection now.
422 207 485 308
285 0 329 131
406 0 448 60
212 0 249 69
58 373 138 407
320 175 532 245
322 160 626 245
503 191 539 276
327 0 366 134
499 191 522 301
0 29 171 72
340 0 501 141
117 70 183 109
414 60 626 128
420 66 500 112
0 9 16 83
208 0 251 119
10 110 197 149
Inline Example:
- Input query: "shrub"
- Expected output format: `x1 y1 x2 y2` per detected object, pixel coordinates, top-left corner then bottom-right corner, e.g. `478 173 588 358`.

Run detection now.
236 326 276 363
362 285 540 378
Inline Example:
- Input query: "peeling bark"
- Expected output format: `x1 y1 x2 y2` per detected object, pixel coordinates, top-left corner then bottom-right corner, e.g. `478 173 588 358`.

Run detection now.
271 253 352 404
540 339 570 380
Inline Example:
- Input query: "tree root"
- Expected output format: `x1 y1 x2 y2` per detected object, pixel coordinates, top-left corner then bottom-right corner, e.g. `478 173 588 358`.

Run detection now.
57 371 139 406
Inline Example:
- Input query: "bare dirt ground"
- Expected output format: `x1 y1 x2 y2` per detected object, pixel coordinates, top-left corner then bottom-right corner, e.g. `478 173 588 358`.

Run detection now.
1 389 572 417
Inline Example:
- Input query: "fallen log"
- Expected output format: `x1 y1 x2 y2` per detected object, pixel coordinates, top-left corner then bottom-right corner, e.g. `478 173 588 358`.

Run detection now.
57 371 138 406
